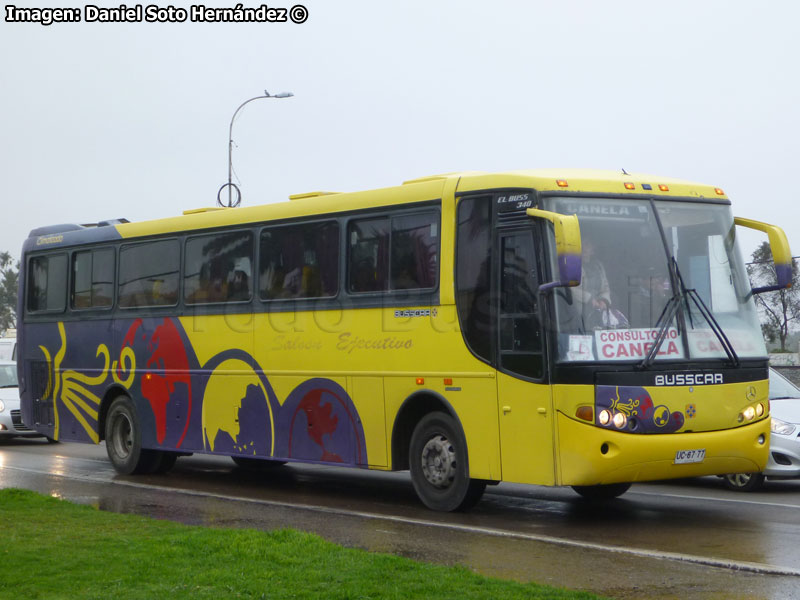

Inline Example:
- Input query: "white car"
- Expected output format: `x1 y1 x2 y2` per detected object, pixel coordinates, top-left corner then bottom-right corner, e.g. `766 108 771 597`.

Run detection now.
723 368 800 491
0 360 41 439
0 337 15 361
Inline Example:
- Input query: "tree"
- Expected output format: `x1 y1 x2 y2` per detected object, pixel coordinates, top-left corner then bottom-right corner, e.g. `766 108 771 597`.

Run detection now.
747 242 800 352
0 252 19 333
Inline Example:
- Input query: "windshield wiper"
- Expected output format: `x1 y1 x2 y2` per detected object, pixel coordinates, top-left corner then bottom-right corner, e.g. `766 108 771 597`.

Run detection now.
639 291 682 369
684 287 740 367
639 258 740 369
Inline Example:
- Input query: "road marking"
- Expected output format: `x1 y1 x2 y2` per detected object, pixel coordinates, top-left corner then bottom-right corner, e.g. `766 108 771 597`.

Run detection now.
3 463 800 578
630 489 800 510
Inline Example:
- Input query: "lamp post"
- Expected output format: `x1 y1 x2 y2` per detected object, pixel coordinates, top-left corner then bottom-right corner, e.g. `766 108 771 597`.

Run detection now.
217 90 294 208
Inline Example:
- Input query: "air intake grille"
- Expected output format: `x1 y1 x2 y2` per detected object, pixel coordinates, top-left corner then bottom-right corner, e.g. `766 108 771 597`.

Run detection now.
10 410 31 432
28 360 55 426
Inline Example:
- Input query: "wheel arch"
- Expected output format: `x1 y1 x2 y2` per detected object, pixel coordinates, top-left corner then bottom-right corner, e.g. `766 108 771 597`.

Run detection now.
390 390 463 471
97 384 131 442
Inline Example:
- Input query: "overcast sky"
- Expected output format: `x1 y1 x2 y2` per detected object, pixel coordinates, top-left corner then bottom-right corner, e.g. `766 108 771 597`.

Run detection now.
2 0 798 263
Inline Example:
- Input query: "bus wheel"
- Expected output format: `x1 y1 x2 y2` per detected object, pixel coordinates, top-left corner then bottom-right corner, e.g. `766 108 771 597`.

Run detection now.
231 456 287 470
572 482 632 500
409 412 486 512
722 472 765 492
105 395 160 475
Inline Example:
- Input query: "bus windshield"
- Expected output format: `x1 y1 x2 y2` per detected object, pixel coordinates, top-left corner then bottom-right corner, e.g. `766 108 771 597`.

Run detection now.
545 196 766 363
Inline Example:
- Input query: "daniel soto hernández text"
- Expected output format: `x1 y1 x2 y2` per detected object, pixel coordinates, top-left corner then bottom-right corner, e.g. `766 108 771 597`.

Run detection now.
4 4 309 25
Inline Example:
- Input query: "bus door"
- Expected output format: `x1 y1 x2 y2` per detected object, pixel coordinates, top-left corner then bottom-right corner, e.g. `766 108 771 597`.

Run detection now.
495 228 555 485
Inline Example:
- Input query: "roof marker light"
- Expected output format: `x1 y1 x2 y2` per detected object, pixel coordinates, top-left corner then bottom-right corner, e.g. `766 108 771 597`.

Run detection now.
642 183 652 190
658 184 669 192
715 187 725 195
624 182 636 190
556 179 569 187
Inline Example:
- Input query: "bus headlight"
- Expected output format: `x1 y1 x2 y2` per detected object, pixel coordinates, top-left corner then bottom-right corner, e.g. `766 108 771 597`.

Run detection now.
612 412 627 429
771 418 797 436
742 406 756 421
598 410 611 426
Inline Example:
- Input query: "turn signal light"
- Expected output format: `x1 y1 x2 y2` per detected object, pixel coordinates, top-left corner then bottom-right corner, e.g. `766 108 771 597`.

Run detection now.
576 406 594 422
415 377 424 385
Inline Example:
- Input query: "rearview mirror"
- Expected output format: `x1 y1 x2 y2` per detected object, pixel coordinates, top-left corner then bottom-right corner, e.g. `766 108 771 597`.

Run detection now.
527 208 582 291
734 217 792 293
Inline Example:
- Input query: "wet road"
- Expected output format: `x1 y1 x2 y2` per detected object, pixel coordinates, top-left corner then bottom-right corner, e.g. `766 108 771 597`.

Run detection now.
1 439 799 599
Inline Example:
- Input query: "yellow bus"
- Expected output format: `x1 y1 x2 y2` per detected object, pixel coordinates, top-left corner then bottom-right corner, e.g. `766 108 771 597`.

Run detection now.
17 169 791 510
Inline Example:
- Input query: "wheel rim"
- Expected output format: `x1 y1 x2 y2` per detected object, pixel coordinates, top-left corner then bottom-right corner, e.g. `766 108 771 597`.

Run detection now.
420 434 457 488
727 473 752 488
111 411 134 460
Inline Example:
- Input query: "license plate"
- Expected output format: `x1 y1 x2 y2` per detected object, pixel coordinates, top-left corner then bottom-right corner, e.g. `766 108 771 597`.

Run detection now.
674 449 706 464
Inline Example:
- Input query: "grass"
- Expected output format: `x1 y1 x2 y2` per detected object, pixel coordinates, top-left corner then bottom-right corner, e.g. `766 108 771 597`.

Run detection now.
0 488 606 600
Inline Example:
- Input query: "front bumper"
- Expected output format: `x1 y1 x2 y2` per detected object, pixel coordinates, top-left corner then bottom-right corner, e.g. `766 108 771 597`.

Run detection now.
0 409 40 437
764 431 800 479
557 412 770 486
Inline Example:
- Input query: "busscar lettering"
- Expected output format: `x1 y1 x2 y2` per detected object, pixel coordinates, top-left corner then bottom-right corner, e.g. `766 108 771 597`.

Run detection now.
36 234 64 246
5 5 81 25
654 373 724 386
394 309 431 318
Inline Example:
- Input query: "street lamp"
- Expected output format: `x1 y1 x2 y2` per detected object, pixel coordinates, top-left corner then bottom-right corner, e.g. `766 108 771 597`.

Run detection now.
217 90 294 208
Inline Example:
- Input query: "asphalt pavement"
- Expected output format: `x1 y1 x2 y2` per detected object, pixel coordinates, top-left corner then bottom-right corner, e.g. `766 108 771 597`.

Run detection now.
1 438 799 599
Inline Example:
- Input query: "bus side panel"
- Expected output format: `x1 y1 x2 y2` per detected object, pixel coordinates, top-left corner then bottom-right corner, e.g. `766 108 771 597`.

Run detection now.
348 376 388 468
383 376 501 481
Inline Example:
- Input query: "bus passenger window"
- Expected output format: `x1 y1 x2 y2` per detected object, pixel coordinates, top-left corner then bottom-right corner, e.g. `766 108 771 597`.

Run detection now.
348 211 439 294
390 213 438 290
72 248 114 309
184 231 253 305
259 221 339 300
27 254 67 313
348 218 389 293
119 240 180 308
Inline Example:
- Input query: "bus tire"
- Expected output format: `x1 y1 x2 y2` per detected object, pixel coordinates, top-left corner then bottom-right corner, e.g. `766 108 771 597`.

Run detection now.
571 482 631 500
105 395 160 475
409 411 486 512
231 456 287 470
722 472 765 492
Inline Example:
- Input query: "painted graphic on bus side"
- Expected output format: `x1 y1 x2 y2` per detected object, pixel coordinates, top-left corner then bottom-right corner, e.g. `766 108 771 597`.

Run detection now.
30 318 367 466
